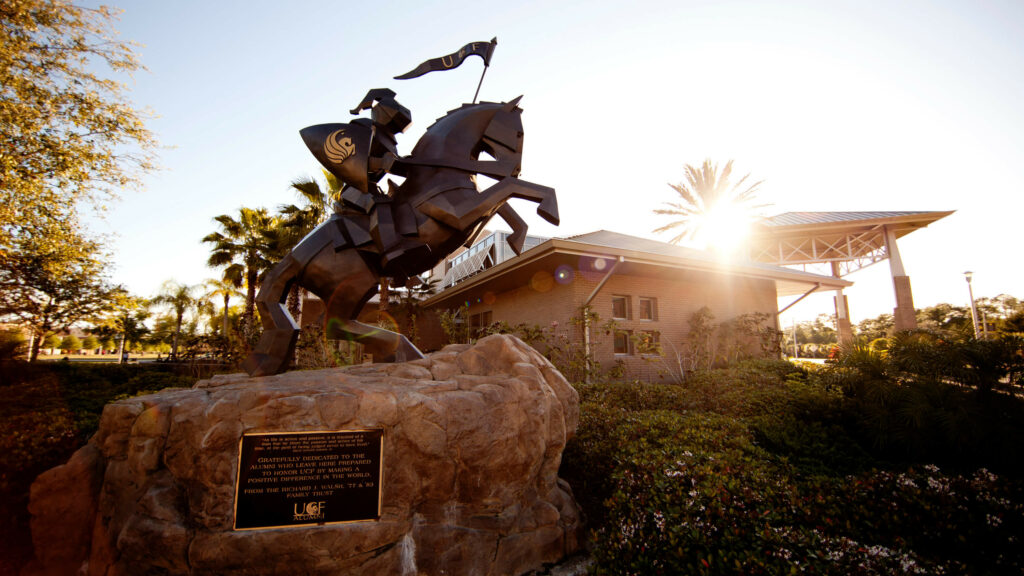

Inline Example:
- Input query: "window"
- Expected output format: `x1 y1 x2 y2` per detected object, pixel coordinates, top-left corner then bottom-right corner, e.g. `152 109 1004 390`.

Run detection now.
469 311 493 336
637 331 661 355
613 330 632 355
611 295 631 320
639 297 657 321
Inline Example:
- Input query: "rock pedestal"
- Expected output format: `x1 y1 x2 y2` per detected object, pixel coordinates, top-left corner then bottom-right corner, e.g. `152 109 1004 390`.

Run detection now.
25 335 582 576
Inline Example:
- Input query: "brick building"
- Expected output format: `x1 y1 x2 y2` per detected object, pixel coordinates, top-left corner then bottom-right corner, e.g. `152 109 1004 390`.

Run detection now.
419 230 850 380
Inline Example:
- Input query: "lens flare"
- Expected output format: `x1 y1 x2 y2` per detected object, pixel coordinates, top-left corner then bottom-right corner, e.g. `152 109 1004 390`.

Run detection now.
555 265 574 284
530 270 554 292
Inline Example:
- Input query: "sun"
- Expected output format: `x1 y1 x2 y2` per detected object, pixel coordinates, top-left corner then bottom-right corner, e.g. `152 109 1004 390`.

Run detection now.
698 203 754 256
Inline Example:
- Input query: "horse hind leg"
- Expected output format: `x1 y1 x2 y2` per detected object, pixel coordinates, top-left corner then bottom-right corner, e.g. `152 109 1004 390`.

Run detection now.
326 315 424 363
305 245 424 364
322 286 424 363
241 254 302 376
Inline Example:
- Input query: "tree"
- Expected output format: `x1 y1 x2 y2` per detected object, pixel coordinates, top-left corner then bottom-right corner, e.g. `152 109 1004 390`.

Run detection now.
151 280 196 360
59 334 81 353
0 222 114 360
82 334 99 352
203 277 243 339
92 288 149 363
916 303 971 335
41 333 60 351
856 314 894 341
202 207 278 337
1 0 157 249
653 159 768 249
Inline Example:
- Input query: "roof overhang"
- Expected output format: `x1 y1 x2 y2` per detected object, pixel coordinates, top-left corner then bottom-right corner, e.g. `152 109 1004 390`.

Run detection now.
421 236 851 310
747 211 954 272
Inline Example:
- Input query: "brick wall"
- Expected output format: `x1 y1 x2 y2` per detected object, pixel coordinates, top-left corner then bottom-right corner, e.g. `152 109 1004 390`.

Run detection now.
425 268 779 382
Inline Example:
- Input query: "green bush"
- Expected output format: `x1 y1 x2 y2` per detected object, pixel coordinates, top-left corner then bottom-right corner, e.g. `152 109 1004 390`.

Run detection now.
563 360 1024 574
823 333 1024 475
0 362 196 574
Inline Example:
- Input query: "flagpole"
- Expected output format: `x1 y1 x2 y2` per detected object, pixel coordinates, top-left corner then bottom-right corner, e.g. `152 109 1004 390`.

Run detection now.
472 65 489 104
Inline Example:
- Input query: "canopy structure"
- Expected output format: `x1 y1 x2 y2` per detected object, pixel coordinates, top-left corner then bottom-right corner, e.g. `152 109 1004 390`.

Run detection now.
747 211 954 340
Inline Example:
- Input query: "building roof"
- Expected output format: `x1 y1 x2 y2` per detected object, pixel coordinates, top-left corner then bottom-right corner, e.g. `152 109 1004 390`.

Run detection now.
747 210 953 273
422 229 851 309
759 211 943 228
756 211 953 233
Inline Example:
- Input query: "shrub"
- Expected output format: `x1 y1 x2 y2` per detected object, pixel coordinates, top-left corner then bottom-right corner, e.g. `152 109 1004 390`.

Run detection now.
564 363 1024 574
822 333 1024 475
0 362 197 573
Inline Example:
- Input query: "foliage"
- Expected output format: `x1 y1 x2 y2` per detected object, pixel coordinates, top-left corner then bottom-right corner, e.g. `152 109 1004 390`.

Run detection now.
0 361 194 573
41 333 60 349
294 323 360 370
0 223 115 360
821 331 1024 471
479 307 610 383
58 334 81 352
202 276 244 357
855 313 894 341
90 288 149 358
685 306 717 371
857 296 1024 341
783 314 838 356
151 280 199 359
439 303 470 345
0 329 27 362
202 207 278 338
0 0 157 249
652 159 768 247
563 360 1024 575
81 334 99 351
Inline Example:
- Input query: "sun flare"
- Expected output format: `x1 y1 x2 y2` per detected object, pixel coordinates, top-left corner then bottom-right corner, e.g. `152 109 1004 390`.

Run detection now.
698 203 753 256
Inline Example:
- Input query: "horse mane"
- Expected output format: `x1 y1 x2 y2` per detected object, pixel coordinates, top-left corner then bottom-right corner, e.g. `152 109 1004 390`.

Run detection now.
422 100 512 133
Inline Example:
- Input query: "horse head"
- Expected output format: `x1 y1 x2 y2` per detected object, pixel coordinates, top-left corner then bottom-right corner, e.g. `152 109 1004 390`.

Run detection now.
408 98 525 180
477 96 525 177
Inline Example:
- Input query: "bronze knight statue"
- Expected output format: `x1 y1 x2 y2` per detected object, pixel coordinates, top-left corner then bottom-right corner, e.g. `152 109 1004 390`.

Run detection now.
241 88 558 376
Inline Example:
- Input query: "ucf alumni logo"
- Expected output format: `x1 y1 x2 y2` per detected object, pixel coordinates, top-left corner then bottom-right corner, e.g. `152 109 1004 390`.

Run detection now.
324 129 355 164
293 501 326 521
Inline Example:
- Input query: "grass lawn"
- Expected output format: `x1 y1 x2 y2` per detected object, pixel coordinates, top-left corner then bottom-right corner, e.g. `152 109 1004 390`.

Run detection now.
33 352 163 362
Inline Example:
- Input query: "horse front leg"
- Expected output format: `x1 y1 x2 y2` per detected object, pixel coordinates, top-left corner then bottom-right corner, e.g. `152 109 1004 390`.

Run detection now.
420 178 559 231
497 204 527 255
242 254 303 376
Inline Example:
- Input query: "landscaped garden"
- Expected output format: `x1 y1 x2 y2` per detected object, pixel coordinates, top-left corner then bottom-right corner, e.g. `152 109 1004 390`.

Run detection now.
3 329 1023 574
562 332 1024 574
0 362 197 575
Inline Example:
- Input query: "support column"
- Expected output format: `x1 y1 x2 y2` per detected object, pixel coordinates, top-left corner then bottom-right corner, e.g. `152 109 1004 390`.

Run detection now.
831 262 853 345
884 226 917 332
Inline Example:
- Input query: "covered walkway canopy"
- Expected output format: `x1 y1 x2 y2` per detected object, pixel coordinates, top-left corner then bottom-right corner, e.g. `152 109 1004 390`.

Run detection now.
747 211 953 339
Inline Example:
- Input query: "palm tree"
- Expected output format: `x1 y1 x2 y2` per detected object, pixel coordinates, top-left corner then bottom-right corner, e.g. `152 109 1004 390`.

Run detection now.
279 170 343 234
202 207 278 336
203 277 243 339
653 159 769 249
152 280 197 360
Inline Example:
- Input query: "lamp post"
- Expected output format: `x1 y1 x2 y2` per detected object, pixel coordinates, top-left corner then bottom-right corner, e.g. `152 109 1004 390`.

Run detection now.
964 271 980 339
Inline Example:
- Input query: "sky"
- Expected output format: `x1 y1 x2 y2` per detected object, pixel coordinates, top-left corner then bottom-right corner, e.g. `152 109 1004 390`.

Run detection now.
86 0 1024 325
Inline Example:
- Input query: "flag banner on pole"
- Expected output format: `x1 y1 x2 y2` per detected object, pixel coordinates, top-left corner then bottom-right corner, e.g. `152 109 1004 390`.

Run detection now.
395 38 497 80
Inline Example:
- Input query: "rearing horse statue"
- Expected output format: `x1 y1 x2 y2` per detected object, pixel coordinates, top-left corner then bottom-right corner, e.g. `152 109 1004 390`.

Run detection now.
242 90 558 376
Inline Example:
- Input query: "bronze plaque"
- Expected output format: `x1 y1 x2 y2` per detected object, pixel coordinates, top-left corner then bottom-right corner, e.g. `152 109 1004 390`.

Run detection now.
233 430 383 530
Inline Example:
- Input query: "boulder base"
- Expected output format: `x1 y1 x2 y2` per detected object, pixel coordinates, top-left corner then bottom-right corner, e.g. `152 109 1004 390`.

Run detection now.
25 335 582 576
